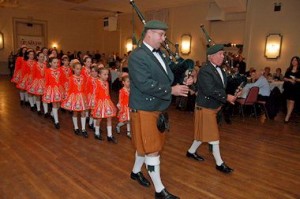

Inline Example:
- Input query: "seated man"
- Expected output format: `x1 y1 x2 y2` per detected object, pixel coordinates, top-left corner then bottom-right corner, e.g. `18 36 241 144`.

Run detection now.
244 69 271 101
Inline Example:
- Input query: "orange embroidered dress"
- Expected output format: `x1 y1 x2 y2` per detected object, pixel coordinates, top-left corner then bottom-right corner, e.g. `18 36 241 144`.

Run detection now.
60 66 72 91
42 68 65 103
11 56 24 84
86 76 98 110
27 62 46 95
117 87 130 122
16 59 36 90
81 66 90 80
61 75 88 111
92 80 117 119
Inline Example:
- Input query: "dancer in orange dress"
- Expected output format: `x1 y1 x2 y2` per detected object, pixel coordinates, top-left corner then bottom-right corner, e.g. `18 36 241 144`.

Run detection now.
81 56 92 119
60 55 72 98
42 57 64 129
11 46 27 105
116 74 131 139
92 67 117 143
27 52 46 115
86 64 99 130
61 59 88 137
16 49 36 110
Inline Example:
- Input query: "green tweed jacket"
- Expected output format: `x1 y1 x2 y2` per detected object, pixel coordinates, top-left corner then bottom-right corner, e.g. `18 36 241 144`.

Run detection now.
128 43 174 111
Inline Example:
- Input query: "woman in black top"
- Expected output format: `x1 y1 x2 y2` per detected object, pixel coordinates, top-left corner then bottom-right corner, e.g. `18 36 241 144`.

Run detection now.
283 56 300 122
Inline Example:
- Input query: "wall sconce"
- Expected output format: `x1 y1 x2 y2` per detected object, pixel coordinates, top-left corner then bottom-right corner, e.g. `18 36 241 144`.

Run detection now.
181 34 192 55
51 42 58 49
0 32 4 50
264 33 282 59
126 38 133 52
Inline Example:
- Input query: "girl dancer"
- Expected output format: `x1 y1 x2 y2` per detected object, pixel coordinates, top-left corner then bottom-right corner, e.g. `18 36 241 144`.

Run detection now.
61 59 88 137
116 74 131 139
43 57 64 129
27 52 46 115
92 67 117 143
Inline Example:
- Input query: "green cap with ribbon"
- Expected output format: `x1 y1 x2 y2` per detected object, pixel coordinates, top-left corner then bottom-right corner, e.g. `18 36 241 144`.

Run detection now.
207 44 224 55
144 20 168 30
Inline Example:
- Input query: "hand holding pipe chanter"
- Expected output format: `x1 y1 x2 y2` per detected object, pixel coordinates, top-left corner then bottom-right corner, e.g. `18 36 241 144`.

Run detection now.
227 82 246 105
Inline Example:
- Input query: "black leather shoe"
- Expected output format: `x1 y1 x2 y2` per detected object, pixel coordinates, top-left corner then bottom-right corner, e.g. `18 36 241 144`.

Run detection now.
186 151 204 161
130 172 151 187
82 130 88 138
44 113 50 118
155 188 180 199
74 129 81 136
216 163 233 174
54 123 60 129
37 111 42 116
107 136 117 144
94 134 103 140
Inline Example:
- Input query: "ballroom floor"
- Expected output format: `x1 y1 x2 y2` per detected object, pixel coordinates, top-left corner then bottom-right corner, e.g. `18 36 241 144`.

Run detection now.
1 75 299 199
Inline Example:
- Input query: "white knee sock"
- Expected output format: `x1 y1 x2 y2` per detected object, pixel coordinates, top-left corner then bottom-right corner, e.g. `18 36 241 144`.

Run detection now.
107 126 112 137
28 96 34 107
85 111 89 118
24 92 29 102
145 155 164 193
43 102 48 114
188 140 202 154
36 101 41 111
93 120 97 128
20 92 25 101
89 117 94 125
52 108 59 123
33 96 36 105
132 151 145 174
117 122 125 128
127 123 131 132
72 117 78 129
95 126 100 136
81 117 86 130
209 141 223 166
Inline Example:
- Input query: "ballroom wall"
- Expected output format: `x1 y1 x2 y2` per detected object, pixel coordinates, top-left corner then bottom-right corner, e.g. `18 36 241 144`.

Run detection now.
0 0 299 74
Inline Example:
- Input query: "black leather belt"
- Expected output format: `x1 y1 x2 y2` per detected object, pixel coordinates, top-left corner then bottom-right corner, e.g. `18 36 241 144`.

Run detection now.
130 109 138 113
195 106 202 110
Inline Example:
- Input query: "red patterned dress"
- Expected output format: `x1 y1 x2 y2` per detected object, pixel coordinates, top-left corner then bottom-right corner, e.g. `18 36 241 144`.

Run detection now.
16 59 36 91
61 75 87 111
11 56 24 84
86 76 99 110
81 66 91 80
60 66 72 91
27 62 46 96
42 68 65 103
117 87 130 122
92 80 117 119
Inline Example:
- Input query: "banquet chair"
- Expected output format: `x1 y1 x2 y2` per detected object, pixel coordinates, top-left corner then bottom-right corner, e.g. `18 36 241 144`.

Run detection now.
236 87 259 119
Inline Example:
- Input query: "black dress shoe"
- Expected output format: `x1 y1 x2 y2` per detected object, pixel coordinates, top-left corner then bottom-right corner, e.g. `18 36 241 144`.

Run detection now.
82 130 88 138
54 123 60 129
107 136 117 144
37 111 42 116
216 162 233 174
130 172 151 187
44 113 50 118
30 106 36 112
94 134 103 140
155 188 179 199
186 151 204 161
74 129 81 136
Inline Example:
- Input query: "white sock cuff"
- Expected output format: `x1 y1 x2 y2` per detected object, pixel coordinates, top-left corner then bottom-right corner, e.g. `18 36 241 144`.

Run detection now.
209 140 220 145
145 155 160 166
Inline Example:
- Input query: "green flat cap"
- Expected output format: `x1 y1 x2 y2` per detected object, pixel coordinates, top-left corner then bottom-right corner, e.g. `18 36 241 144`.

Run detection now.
144 20 168 30
207 44 224 55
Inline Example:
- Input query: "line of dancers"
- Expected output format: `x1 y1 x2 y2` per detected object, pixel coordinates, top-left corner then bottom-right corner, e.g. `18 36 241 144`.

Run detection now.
11 47 131 143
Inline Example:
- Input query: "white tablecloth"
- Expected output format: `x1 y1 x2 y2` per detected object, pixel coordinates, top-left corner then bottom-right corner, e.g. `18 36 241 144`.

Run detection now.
240 81 284 98
269 81 284 93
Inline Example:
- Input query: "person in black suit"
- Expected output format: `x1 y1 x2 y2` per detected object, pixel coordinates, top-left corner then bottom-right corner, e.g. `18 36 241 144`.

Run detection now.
186 44 237 174
128 20 191 199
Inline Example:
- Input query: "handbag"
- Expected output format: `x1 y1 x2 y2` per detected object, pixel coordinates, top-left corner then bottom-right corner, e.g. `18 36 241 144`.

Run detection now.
157 112 169 133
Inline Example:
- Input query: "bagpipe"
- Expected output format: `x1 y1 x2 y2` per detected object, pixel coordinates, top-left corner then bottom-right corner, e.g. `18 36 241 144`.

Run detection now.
129 0 194 85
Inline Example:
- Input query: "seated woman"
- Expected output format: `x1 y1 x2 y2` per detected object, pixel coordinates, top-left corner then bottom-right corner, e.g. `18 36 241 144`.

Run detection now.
264 66 273 81
273 67 284 81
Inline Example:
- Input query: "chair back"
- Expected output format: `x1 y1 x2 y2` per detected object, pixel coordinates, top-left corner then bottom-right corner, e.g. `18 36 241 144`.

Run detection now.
244 87 259 105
